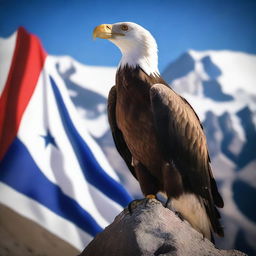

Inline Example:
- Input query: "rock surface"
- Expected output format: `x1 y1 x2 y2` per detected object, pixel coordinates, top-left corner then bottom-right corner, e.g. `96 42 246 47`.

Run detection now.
80 199 247 256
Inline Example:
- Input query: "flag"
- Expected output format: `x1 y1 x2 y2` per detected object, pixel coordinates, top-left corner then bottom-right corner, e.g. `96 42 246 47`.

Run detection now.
0 27 132 250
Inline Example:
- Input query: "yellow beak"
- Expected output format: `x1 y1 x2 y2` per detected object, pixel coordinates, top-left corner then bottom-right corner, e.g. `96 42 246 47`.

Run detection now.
93 24 113 39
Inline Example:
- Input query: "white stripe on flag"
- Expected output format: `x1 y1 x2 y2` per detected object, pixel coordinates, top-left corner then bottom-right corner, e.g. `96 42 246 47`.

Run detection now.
0 31 17 97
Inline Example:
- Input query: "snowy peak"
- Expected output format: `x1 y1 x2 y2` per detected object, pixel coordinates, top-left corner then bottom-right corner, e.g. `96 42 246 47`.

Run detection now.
203 80 234 102
163 50 256 102
188 50 256 96
201 55 222 79
162 52 195 82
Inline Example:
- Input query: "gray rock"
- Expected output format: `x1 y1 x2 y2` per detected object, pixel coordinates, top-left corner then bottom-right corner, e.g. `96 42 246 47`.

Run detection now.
80 199 246 256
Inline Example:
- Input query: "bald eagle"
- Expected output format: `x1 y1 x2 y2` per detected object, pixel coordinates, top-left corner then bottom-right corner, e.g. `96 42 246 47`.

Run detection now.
93 22 224 241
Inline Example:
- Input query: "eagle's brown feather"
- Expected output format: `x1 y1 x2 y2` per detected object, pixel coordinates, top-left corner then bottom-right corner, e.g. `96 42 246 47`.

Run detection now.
107 86 136 179
150 83 224 236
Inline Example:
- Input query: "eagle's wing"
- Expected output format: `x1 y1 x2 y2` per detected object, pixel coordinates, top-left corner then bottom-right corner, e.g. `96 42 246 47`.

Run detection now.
107 86 136 179
150 83 224 236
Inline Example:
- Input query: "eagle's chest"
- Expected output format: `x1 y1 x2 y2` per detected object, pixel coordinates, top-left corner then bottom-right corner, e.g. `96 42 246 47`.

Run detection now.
116 84 162 168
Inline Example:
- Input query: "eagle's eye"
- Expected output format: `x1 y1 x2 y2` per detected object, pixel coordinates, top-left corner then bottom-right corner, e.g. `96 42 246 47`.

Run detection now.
120 24 129 31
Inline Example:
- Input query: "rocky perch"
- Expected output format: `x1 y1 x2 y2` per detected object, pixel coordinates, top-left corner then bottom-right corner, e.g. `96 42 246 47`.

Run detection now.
80 199 247 256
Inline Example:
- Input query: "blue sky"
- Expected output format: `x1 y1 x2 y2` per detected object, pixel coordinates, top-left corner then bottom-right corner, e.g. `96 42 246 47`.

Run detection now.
0 0 255 72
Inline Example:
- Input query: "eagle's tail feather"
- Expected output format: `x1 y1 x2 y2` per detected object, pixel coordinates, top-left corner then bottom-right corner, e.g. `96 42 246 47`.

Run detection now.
170 193 223 242
204 200 224 238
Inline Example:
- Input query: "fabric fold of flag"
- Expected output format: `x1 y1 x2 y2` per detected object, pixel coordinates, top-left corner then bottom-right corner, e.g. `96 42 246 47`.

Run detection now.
0 27 132 251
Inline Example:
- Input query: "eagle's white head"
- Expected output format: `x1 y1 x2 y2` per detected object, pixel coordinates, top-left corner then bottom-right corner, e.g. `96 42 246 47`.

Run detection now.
93 22 159 77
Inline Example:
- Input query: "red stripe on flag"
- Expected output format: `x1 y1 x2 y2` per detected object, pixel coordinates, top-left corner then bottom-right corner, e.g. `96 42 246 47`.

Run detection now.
0 27 47 160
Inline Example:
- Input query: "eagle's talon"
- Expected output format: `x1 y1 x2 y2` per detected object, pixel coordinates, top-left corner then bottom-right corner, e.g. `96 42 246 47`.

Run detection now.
145 194 156 200
144 194 157 207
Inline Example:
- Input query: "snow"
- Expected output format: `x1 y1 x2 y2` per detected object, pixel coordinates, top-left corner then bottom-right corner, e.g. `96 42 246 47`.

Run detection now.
237 160 256 189
189 49 256 96
76 106 109 138
50 55 115 98
182 93 247 141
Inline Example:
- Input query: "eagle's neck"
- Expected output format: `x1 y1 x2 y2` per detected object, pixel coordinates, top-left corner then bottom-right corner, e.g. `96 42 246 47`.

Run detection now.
116 64 166 91
117 39 160 77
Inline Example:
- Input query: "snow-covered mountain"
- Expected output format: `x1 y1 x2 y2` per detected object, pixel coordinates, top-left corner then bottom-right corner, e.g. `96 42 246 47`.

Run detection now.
50 50 256 255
